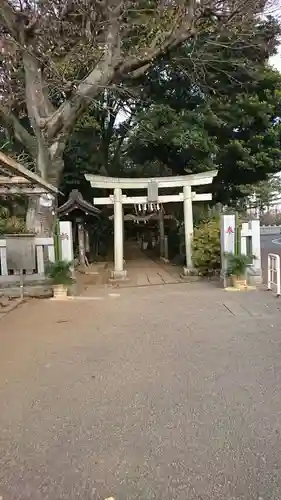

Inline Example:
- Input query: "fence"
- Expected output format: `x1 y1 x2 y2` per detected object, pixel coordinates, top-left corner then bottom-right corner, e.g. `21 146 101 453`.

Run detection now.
0 237 55 285
267 253 281 296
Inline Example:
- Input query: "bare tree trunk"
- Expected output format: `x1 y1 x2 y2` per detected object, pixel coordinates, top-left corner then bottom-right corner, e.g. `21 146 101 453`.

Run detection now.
26 146 64 235
26 196 53 235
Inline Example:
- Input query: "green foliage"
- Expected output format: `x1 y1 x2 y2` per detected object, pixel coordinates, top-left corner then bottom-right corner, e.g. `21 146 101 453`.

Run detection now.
126 104 218 174
124 18 281 204
226 253 253 278
192 218 221 276
61 96 135 197
46 260 73 286
0 207 27 235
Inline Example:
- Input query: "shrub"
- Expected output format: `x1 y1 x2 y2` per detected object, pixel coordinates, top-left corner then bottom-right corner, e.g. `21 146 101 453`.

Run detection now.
192 217 221 276
46 260 73 285
0 207 28 235
225 253 253 277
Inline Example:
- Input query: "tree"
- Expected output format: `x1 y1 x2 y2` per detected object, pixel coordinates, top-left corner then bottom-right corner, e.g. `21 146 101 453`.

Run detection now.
0 0 274 231
61 89 137 198
245 175 281 213
124 17 281 204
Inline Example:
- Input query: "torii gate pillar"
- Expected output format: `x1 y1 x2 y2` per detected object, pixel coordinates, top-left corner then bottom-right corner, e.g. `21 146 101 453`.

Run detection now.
113 187 127 279
183 185 194 272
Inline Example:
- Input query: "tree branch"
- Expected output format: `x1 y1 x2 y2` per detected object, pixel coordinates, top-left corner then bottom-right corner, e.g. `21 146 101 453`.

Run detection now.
22 51 55 129
0 0 20 39
0 106 37 156
46 1 122 140
1 2 55 131
1 0 268 164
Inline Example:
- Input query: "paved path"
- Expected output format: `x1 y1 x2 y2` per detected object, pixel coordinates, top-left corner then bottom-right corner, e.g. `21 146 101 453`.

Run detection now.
122 243 181 287
1 284 281 499
80 243 182 295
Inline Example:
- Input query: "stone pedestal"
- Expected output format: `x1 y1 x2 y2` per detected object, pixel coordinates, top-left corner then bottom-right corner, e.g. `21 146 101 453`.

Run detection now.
181 267 200 281
110 269 128 281
247 267 263 287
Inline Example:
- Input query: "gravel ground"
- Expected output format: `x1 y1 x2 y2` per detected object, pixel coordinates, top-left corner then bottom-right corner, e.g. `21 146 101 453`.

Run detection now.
1 283 281 500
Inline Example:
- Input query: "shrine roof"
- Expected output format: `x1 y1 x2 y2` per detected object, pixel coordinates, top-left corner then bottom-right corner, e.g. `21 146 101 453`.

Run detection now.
0 152 58 195
57 189 101 217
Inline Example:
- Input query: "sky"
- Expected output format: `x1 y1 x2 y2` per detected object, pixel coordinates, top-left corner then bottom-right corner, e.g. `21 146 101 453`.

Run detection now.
270 48 281 70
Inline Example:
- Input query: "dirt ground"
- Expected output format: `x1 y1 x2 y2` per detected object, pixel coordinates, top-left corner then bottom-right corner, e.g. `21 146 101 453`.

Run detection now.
1 279 281 499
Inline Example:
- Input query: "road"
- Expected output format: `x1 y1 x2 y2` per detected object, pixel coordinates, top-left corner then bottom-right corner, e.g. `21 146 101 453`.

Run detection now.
1 283 281 499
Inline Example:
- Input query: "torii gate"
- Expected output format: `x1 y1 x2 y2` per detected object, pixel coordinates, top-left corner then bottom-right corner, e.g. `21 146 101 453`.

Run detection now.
85 171 217 279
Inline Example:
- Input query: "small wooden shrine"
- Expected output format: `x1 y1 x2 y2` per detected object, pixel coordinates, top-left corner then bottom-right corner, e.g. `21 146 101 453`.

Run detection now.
0 151 58 196
0 151 59 236
57 190 101 265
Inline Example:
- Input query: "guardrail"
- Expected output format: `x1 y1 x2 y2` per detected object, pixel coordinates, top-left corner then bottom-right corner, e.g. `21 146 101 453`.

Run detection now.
268 253 281 296
260 225 281 235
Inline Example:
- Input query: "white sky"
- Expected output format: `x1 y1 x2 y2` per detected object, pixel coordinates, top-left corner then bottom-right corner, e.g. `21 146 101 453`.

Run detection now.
270 48 281 70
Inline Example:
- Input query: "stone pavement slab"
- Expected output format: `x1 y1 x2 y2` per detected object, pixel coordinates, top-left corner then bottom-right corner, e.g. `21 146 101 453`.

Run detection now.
1 284 281 499
117 258 181 288
146 271 165 286
112 242 182 288
136 273 150 286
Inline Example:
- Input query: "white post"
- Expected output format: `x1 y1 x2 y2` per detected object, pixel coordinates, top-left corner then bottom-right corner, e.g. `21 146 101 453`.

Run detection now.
159 210 165 259
0 245 8 276
36 245 45 276
122 205 125 248
112 188 127 279
268 253 272 291
220 214 236 287
59 221 74 263
47 243 55 263
240 219 262 285
240 234 247 256
268 253 281 296
251 219 261 276
77 223 85 265
183 185 194 273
